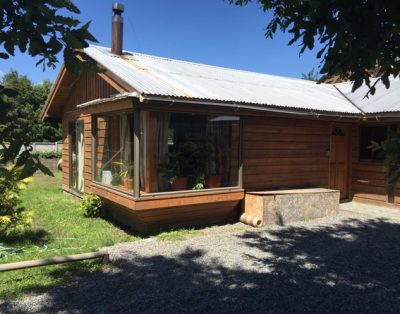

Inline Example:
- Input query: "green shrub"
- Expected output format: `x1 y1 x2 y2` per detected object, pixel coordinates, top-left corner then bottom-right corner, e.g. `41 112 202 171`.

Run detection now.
32 151 62 159
79 193 105 218
0 166 33 236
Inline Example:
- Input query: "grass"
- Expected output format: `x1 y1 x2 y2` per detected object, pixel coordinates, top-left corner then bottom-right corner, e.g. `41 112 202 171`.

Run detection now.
0 172 139 300
156 229 201 242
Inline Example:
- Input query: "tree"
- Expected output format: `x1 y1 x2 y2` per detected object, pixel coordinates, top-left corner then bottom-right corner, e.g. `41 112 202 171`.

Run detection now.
229 0 400 94
0 0 97 235
0 0 98 75
1 71 61 143
301 68 319 82
370 131 400 201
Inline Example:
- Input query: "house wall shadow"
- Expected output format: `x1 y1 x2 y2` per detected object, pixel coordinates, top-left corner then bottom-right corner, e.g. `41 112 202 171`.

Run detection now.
1 218 400 313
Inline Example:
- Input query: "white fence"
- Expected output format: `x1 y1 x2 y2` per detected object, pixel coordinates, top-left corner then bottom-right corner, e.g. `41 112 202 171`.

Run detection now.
31 142 62 153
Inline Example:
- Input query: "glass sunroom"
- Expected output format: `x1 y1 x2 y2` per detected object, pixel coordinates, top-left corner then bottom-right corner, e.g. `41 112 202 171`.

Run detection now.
92 110 242 198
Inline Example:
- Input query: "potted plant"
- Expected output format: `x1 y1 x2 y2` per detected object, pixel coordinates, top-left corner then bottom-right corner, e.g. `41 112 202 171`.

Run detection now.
113 162 134 190
159 151 188 191
205 174 221 188
180 136 223 189
192 174 205 190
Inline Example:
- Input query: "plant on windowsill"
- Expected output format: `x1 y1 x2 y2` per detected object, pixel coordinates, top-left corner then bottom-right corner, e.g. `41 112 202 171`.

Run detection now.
185 138 222 189
192 174 205 190
112 162 134 191
159 151 188 191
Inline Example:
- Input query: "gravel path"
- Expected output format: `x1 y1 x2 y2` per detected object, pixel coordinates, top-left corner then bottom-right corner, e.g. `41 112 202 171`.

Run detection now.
2 202 400 313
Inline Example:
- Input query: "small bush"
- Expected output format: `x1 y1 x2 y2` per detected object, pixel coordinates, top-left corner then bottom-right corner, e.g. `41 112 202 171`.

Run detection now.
79 193 105 218
32 151 62 159
0 167 33 236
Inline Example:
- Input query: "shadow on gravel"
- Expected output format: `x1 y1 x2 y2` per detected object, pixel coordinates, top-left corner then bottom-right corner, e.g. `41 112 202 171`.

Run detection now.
1 218 400 313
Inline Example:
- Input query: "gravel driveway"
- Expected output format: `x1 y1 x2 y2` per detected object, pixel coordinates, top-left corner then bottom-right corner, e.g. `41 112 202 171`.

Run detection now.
2 202 400 313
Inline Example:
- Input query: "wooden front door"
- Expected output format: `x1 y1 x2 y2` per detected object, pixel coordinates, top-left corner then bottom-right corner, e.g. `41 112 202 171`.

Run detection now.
329 125 349 199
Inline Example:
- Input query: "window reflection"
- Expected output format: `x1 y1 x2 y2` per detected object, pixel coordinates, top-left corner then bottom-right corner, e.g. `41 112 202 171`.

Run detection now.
140 112 240 193
94 112 134 192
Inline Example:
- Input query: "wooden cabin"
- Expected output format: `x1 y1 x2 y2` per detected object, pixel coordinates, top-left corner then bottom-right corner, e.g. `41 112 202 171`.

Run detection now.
41 5 400 234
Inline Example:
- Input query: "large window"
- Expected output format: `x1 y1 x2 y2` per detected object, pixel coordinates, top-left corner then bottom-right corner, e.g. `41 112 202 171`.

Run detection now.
94 112 134 192
359 126 387 161
140 111 240 194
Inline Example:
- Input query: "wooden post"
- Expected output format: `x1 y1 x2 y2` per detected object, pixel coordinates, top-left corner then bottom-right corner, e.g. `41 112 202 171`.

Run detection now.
238 118 243 188
0 251 109 272
133 109 140 198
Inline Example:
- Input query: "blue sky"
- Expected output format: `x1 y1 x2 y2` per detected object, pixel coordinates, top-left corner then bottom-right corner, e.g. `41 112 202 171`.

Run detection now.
1 0 322 83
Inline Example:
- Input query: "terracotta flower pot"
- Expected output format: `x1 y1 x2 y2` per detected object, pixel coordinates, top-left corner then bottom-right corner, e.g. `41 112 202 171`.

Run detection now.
124 178 134 191
206 175 221 188
170 176 188 191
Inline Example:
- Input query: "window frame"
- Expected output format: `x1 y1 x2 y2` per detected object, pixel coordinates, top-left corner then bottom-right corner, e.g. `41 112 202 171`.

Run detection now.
91 109 244 199
358 125 391 163
92 110 135 196
69 119 85 194
138 109 243 197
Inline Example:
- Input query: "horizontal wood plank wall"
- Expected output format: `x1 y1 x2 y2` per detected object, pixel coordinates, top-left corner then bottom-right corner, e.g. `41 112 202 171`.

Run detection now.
242 116 331 191
61 70 119 194
350 125 388 205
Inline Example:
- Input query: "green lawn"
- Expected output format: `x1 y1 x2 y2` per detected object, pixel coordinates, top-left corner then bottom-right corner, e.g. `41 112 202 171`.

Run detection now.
0 172 139 300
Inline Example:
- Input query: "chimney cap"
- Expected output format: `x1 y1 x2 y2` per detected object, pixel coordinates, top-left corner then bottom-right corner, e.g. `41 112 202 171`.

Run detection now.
112 3 124 14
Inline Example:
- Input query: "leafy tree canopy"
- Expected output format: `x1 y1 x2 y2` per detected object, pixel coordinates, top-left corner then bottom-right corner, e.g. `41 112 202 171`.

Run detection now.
230 0 400 94
1 70 61 143
0 0 98 75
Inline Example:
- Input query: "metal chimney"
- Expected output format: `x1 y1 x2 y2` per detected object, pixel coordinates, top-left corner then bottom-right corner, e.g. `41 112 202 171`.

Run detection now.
111 3 124 55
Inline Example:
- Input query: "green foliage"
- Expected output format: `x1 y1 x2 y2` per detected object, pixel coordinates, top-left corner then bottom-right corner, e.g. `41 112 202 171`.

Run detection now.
192 174 205 190
0 173 139 299
229 0 400 94
0 169 33 236
301 68 320 82
156 229 200 242
159 151 185 184
79 193 105 218
0 83 51 235
0 0 99 76
0 243 22 258
1 71 62 143
370 129 400 187
0 0 97 245
32 151 62 159
112 161 134 180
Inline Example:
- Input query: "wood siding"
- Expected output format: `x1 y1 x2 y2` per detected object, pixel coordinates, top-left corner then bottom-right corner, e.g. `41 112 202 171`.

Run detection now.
92 183 243 234
61 70 119 194
350 125 390 205
242 116 331 191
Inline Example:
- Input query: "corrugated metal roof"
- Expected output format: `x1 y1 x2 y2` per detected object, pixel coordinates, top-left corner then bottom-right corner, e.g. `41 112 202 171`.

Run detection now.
334 77 400 113
84 45 361 114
